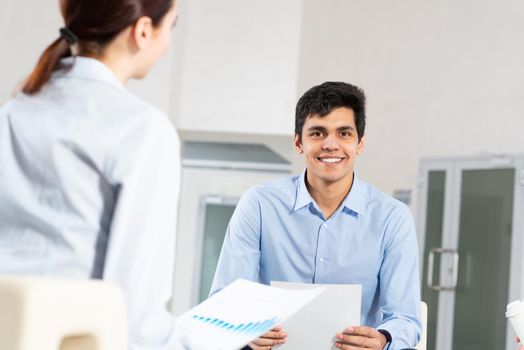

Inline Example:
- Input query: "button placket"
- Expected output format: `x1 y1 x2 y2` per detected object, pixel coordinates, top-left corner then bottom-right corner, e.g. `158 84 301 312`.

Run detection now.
316 222 330 279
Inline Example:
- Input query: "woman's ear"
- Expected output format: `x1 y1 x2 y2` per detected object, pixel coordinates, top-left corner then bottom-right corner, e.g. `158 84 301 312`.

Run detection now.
132 16 154 50
59 0 67 17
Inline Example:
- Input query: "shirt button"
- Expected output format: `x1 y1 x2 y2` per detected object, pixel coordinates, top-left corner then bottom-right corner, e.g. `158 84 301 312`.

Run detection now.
323 223 328 228
319 258 324 263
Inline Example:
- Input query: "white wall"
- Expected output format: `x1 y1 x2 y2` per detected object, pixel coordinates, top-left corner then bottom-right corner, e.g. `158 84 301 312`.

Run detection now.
0 0 61 104
297 0 524 212
170 0 303 135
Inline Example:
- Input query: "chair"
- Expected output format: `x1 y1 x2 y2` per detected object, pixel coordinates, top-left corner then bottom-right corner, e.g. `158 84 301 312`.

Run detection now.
0 276 128 350
415 301 428 350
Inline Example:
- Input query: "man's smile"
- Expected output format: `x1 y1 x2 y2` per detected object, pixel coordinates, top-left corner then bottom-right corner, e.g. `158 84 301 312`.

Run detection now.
317 156 346 164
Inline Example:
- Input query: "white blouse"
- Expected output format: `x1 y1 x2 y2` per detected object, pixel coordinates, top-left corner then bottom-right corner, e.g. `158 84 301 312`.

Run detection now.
0 57 181 350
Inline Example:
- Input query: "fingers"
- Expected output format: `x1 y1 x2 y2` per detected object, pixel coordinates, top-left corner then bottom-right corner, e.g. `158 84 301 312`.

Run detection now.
342 326 376 337
335 334 379 349
335 326 384 350
260 327 287 340
248 336 286 350
248 327 288 350
248 343 271 350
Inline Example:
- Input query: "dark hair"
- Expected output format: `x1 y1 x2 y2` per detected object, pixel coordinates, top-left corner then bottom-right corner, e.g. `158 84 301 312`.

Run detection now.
295 81 366 141
22 0 174 94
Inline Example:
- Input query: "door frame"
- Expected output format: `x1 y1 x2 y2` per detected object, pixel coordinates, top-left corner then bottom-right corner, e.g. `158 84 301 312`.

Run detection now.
192 194 239 306
417 155 524 350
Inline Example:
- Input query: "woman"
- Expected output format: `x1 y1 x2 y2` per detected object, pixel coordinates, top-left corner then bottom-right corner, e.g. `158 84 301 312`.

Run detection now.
0 0 181 348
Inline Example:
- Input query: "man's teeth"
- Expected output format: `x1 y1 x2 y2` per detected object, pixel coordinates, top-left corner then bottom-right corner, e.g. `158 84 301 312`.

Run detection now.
320 158 342 163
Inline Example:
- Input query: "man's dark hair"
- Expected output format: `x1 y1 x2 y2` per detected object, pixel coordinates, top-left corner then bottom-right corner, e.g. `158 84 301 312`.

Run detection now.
295 81 366 141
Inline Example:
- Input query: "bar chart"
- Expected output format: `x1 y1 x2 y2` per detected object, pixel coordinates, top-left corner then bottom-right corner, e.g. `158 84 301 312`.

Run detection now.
190 314 277 335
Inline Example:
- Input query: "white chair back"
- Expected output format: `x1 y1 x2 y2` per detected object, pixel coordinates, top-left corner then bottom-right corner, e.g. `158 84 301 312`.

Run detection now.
0 276 128 350
415 301 428 350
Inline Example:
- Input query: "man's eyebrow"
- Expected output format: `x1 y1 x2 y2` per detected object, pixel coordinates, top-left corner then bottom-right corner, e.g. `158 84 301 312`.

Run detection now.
306 125 327 132
337 125 356 132
306 125 356 132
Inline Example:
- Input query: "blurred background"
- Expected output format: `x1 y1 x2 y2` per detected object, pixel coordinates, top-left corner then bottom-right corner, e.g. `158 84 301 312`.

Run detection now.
1 1 524 349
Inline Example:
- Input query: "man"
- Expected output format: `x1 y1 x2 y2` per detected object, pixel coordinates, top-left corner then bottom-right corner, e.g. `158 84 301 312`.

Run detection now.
210 82 421 349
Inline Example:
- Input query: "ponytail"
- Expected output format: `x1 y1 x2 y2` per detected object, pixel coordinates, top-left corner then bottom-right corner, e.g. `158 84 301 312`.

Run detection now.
22 37 72 95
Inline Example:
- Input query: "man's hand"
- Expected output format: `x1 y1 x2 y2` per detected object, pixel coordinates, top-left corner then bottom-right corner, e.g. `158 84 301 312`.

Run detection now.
335 326 387 350
515 336 524 350
247 326 287 350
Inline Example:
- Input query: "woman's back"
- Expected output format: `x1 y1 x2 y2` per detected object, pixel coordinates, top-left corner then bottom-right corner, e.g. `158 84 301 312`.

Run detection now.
0 56 179 281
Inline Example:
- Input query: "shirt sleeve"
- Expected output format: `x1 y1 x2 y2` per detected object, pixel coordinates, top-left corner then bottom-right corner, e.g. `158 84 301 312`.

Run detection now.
377 204 422 349
102 111 181 350
209 187 262 296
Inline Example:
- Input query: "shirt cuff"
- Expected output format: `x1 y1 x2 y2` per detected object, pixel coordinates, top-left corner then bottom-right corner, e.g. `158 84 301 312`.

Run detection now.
378 329 392 349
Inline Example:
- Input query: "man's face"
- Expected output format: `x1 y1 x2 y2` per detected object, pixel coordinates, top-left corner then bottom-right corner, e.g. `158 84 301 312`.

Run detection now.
294 107 365 187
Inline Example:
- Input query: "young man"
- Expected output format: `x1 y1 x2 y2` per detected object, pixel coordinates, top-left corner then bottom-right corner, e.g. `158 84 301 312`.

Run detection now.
210 82 421 350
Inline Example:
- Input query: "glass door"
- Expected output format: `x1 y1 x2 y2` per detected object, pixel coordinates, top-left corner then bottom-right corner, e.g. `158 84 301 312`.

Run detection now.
193 195 237 304
420 170 446 350
418 156 524 350
452 168 514 350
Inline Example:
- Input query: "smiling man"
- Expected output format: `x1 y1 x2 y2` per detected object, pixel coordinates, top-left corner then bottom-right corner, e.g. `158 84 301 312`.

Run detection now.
210 82 421 350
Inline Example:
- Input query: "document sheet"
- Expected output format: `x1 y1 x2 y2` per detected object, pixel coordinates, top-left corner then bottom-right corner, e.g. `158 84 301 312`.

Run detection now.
270 281 362 350
174 279 325 350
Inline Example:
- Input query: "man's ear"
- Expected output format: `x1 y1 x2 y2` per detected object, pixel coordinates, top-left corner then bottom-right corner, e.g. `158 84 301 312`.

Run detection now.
294 134 303 154
132 16 154 50
356 135 366 155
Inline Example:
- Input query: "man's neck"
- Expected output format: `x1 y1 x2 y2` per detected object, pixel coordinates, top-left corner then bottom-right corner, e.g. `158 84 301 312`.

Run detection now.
305 172 354 220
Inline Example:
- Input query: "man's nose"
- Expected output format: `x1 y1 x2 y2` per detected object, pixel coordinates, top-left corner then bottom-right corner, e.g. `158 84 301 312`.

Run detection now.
321 134 338 150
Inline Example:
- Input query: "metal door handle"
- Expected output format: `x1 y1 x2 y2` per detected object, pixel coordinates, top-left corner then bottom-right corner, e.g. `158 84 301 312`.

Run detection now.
427 248 459 291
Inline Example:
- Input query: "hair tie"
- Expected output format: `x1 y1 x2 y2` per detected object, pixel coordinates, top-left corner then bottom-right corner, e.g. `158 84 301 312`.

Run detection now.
59 27 78 45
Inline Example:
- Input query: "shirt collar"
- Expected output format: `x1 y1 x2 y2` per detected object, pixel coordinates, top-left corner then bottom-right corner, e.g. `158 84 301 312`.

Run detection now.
340 174 367 215
293 170 314 211
292 170 368 215
52 56 124 90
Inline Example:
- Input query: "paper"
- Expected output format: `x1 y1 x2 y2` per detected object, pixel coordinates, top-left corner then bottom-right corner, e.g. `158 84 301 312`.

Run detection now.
270 281 362 350
174 279 325 350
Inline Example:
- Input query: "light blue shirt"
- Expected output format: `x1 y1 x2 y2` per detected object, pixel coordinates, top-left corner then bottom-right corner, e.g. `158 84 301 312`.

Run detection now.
210 171 421 349
0 57 181 350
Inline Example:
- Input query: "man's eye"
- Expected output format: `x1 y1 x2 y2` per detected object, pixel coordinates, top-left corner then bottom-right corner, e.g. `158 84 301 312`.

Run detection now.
340 131 351 137
310 131 323 137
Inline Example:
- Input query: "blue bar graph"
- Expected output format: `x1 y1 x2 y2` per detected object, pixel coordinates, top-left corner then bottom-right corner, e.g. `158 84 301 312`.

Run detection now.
191 314 277 335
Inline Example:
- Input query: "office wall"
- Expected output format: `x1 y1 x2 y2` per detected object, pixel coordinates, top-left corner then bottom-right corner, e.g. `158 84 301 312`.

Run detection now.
297 0 524 210
169 0 302 135
0 1 61 103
